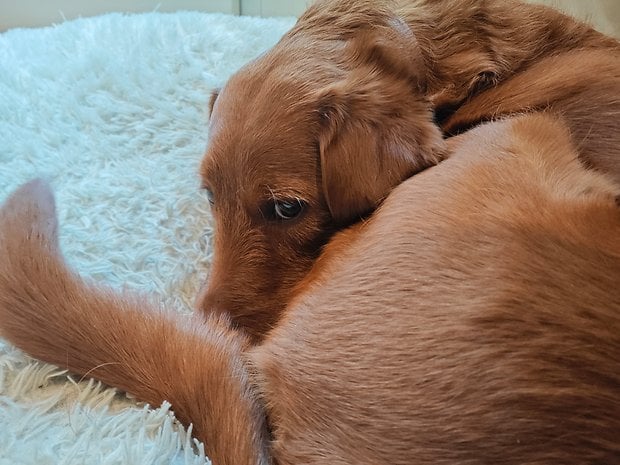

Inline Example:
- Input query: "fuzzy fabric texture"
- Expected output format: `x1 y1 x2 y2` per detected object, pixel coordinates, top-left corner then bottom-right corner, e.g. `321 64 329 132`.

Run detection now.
0 11 295 464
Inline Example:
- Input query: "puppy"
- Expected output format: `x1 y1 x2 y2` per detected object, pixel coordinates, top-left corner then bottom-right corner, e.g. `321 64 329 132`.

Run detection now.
0 113 618 464
198 0 620 339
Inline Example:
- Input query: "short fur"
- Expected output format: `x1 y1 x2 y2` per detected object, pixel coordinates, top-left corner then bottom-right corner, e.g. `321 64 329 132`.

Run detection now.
198 0 620 339
0 113 619 464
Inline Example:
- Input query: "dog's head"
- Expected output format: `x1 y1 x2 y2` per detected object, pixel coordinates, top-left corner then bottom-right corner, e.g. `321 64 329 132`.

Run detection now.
197 3 445 340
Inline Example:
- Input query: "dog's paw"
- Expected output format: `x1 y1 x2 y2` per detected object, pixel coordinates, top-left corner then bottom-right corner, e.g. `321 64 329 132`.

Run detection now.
0 178 59 252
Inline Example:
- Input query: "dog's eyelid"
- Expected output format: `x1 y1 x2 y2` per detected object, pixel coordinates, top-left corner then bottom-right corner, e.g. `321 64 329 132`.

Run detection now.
259 194 308 222
265 188 309 203
200 185 215 205
271 197 306 221
269 194 309 204
199 177 214 192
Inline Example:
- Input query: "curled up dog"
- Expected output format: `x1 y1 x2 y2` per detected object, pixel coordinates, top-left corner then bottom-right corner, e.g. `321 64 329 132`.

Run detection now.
0 0 619 463
0 112 619 464
197 0 620 339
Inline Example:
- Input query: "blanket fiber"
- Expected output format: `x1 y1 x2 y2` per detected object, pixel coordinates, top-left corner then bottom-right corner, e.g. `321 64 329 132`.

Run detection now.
0 11 295 465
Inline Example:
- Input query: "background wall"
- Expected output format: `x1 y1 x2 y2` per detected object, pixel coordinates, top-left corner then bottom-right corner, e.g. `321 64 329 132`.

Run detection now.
0 0 618 36
0 0 312 31
0 1 239 31
531 0 619 37
241 0 311 17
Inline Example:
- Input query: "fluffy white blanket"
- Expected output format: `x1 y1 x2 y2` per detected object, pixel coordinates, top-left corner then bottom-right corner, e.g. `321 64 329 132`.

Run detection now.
0 12 295 464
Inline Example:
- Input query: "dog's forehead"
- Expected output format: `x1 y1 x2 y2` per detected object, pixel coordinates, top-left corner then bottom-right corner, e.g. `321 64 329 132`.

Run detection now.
201 55 323 201
213 50 325 126
209 80 314 145
203 139 318 188
204 88 318 179
201 127 319 209
205 100 316 167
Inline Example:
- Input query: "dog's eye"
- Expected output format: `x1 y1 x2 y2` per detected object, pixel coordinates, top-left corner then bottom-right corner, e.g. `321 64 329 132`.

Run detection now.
205 189 215 206
273 198 305 221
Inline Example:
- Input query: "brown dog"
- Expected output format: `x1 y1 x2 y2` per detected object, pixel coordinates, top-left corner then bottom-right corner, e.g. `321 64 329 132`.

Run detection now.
0 113 619 464
198 0 620 340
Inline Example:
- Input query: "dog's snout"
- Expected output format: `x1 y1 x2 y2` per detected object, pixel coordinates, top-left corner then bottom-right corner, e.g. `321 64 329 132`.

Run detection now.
195 281 227 315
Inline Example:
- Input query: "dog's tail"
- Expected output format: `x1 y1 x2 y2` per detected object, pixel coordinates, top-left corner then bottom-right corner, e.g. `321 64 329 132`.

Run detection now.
0 179 269 465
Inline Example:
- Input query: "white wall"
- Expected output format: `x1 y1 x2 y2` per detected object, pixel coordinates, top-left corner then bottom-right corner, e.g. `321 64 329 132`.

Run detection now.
1 1 617 37
241 0 311 17
0 0 241 31
530 0 619 37
0 1 311 31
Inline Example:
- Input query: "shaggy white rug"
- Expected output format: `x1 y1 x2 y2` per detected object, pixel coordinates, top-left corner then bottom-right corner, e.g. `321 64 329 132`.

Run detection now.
0 11 295 464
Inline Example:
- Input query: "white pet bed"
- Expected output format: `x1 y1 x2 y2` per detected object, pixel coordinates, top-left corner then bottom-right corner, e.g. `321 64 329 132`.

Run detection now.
0 11 294 464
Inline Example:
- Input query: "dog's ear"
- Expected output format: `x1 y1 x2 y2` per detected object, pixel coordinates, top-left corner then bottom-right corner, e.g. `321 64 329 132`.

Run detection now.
315 24 445 225
316 72 444 225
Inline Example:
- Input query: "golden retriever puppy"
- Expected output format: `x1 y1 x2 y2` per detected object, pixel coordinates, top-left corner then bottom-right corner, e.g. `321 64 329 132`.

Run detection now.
0 113 618 464
198 0 619 339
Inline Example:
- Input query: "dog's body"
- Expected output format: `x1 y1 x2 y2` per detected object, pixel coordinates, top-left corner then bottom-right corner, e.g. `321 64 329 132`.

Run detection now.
1 1 619 463
199 0 620 339
444 48 620 178
0 113 619 464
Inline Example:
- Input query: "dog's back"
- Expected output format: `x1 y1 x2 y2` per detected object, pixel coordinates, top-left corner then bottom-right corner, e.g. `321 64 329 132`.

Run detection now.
254 114 620 464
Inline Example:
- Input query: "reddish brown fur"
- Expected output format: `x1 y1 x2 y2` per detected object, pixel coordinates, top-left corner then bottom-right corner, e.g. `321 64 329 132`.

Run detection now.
198 0 620 339
444 48 620 180
0 113 619 464
0 185 269 463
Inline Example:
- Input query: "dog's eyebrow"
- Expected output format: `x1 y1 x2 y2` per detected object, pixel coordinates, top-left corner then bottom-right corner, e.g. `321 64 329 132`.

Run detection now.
199 158 218 189
265 185 310 203
197 170 209 189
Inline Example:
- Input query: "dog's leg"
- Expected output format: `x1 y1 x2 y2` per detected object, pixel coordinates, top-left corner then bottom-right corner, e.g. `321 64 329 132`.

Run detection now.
0 180 269 465
442 50 620 183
